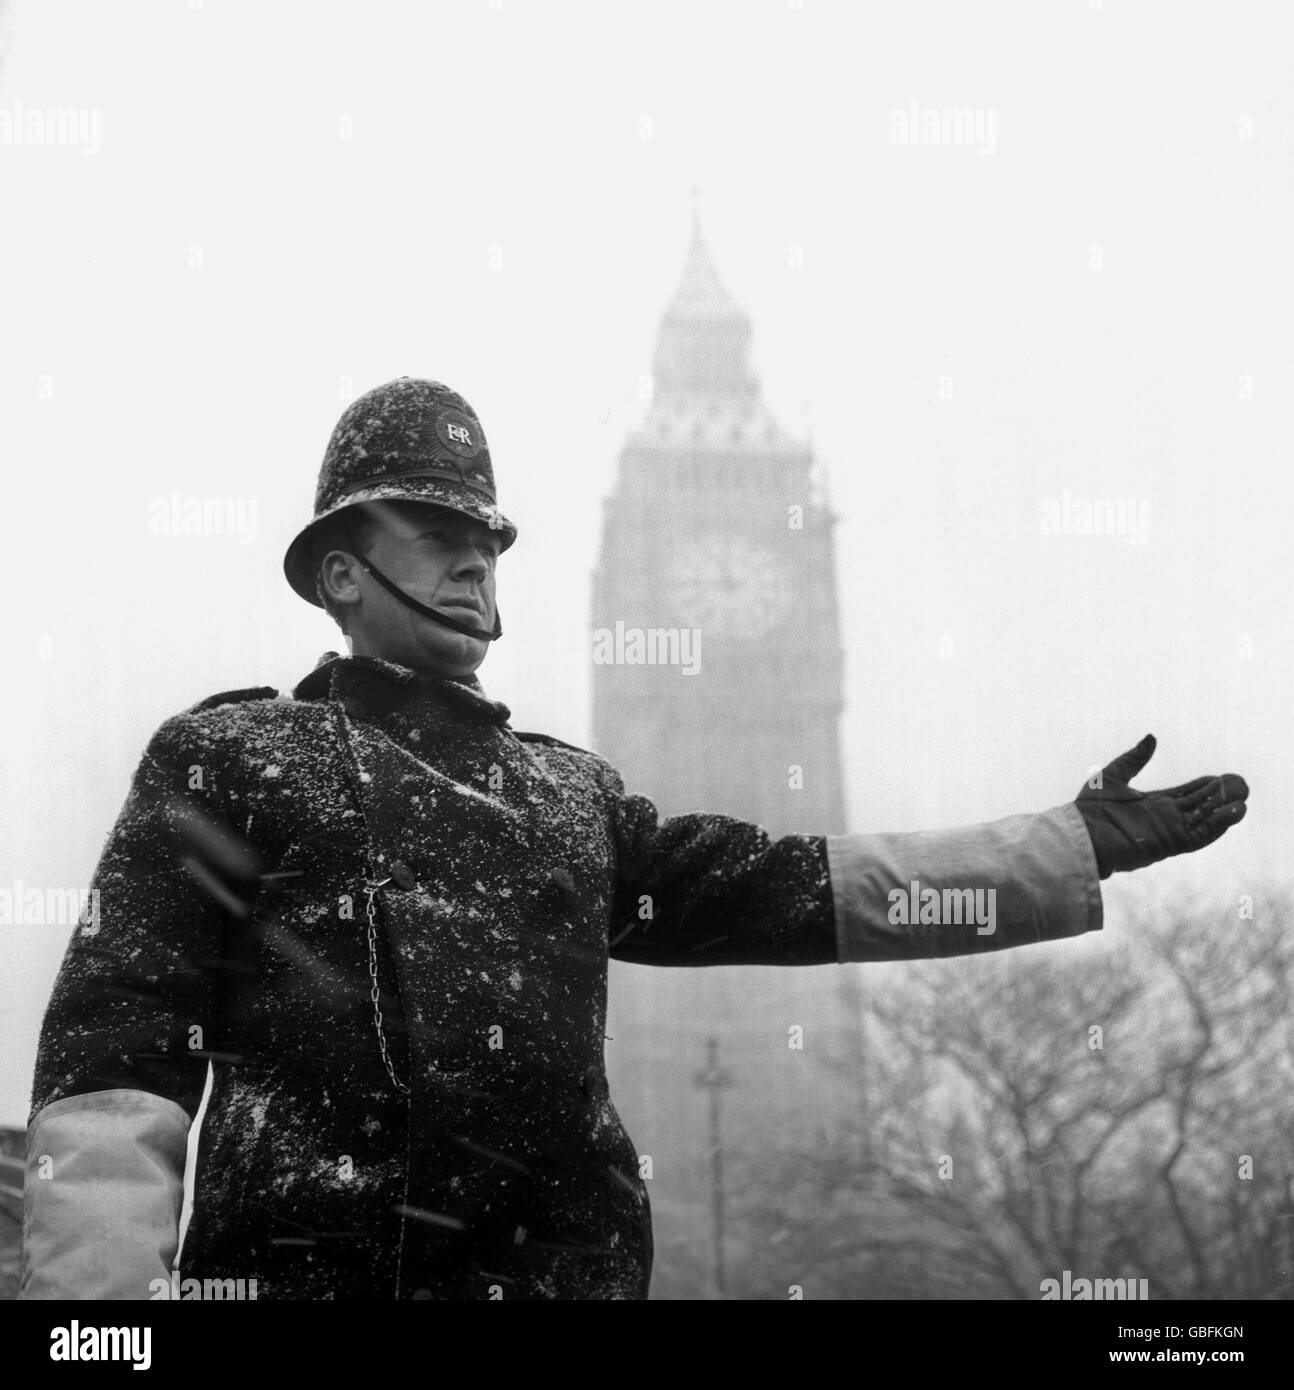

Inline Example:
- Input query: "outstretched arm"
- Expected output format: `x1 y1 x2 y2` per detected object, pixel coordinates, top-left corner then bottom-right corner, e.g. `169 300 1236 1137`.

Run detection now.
606 736 1248 967
606 787 1100 967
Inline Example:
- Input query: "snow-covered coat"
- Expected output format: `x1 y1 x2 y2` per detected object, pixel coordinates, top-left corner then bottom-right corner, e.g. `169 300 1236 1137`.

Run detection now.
20 654 1103 1300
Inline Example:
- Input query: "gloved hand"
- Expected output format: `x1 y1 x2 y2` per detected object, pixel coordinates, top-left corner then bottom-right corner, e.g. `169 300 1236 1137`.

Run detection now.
1075 734 1249 879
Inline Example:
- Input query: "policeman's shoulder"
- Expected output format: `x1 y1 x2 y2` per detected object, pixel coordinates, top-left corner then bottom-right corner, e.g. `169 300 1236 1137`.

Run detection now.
182 686 283 716
514 729 597 756
122 689 289 789
137 687 285 755
514 729 618 769
513 730 625 788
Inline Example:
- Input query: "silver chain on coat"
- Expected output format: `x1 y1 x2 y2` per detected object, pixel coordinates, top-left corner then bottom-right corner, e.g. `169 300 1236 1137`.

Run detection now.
362 872 409 1094
327 695 410 1095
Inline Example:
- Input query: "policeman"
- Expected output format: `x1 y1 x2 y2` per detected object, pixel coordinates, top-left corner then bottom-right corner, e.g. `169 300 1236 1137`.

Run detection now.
20 378 1249 1300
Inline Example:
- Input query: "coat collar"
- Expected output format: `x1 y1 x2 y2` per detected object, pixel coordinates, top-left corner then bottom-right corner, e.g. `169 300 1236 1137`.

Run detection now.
292 652 512 726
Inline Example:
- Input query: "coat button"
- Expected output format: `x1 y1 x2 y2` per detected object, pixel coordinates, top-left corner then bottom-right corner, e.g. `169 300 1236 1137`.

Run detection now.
550 867 577 904
389 860 417 891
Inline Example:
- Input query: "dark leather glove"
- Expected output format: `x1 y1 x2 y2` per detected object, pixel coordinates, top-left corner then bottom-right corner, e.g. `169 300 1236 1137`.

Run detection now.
1075 734 1249 879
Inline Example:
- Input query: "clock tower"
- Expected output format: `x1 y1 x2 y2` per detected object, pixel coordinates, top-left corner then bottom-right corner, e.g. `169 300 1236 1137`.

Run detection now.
593 210 854 1296
592 212 846 833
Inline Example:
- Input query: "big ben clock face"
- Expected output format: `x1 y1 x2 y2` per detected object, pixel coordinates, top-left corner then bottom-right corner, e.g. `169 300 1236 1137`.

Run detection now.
667 533 793 640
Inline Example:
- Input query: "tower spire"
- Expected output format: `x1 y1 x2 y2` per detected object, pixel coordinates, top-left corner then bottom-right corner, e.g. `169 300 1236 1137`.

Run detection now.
651 202 757 398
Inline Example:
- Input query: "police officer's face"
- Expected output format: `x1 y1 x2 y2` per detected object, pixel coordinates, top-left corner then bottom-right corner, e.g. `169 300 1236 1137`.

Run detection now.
335 502 502 678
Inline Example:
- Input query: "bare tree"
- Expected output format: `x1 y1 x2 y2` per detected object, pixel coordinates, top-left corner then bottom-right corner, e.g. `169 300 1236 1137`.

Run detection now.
734 882 1294 1299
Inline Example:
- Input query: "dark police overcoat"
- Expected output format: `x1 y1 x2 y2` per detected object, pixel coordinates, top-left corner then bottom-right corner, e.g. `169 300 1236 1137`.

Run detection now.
21 654 1102 1300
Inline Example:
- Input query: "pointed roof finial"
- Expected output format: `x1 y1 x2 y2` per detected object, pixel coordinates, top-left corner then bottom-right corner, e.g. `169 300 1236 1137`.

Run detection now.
663 191 744 324
650 195 760 397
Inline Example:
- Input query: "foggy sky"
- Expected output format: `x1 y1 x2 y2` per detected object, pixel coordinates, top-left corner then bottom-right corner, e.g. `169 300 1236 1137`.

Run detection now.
1 0 1290 1124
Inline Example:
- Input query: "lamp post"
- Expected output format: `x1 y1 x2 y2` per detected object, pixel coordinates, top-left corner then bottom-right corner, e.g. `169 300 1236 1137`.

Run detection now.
693 1035 734 1296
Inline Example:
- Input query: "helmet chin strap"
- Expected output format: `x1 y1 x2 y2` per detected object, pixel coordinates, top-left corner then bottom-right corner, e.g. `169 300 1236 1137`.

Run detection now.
354 551 502 642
